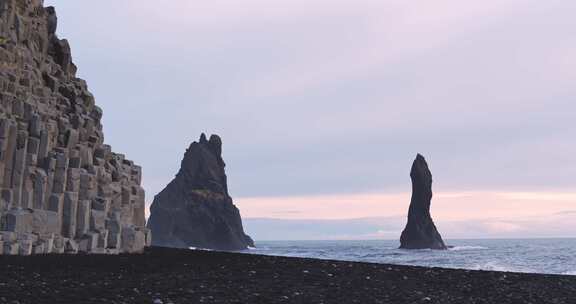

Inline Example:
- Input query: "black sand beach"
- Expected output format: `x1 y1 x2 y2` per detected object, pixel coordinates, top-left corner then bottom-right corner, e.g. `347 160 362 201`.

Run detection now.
0 247 574 304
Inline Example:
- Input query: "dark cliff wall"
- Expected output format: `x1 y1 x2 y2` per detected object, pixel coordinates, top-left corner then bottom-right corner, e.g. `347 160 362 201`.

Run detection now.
0 0 149 255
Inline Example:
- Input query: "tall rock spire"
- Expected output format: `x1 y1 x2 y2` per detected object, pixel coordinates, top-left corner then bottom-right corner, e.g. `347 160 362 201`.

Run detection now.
400 154 447 250
147 134 253 250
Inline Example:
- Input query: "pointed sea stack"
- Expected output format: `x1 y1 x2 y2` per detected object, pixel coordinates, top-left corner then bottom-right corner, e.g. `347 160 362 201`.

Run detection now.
147 134 254 250
400 154 447 250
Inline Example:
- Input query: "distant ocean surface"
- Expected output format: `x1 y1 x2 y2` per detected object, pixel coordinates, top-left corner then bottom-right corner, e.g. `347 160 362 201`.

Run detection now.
245 239 576 275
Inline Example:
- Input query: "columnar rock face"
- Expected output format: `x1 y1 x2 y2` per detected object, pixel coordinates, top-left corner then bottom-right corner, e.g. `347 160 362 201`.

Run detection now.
400 154 447 250
0 1 150 255
147 134 254 251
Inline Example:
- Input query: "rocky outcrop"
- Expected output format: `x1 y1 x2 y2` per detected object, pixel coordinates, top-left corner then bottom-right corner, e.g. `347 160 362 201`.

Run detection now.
147 134 253 251
0 1 150 255
400 154 447 250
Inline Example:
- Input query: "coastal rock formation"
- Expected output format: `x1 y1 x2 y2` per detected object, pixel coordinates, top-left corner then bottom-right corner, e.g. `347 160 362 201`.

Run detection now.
0 1 150 255
147 134 253 250
400 154 447 250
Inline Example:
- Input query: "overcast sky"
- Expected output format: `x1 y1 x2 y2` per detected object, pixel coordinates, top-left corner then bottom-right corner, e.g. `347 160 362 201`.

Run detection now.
45 0 576 239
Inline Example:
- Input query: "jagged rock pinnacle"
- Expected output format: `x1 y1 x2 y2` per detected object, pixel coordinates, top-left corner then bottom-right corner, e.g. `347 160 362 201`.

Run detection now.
199 133 208 144
147 134 253 250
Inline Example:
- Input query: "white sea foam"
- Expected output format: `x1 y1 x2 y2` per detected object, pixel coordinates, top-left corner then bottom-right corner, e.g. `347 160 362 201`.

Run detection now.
449 246 488 251
471 262 529 273
240 239 576 275
188 247 213 251
472 263 513 272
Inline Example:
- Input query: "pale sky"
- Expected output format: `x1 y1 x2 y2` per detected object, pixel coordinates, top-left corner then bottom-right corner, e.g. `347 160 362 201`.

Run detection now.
45 0 576 240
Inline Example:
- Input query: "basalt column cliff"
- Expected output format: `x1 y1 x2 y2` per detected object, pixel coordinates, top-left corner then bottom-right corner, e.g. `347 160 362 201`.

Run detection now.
0 1 150 255
147 134 254 251
400 154 447 250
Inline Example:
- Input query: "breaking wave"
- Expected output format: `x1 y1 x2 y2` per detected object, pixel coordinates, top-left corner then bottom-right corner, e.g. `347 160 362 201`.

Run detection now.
244 239 576 275
471 262 529 273
449 245 488 251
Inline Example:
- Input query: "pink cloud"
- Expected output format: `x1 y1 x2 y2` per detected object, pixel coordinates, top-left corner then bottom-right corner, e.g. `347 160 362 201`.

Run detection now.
236 191 576 221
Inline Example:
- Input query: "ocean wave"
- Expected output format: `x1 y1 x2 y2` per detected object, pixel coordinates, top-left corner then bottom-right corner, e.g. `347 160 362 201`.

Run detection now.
449 246 488 251
240 240 576 275
471 262 528 273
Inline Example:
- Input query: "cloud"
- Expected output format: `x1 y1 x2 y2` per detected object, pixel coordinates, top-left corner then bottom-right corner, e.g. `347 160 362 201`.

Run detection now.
243 216 405 241
244 211 576 241
499 192 576 201
483 221 524 233
236 191 576 221
45 0 576 204
236 191 576 239
555 210 576 215
271 210 303 215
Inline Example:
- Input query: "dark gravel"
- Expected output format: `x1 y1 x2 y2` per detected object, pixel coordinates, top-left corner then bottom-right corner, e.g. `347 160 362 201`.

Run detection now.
0 247 574 304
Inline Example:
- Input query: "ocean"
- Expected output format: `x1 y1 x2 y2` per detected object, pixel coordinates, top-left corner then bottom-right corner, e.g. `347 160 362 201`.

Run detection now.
245 238 576 275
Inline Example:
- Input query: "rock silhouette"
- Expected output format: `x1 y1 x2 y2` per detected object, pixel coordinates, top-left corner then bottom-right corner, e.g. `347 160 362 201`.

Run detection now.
400 154 447 250
147 134 254 250
0 0 149 255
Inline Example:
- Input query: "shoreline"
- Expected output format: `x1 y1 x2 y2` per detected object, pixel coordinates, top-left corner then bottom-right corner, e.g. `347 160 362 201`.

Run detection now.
1 247 575 304
245 238 576 276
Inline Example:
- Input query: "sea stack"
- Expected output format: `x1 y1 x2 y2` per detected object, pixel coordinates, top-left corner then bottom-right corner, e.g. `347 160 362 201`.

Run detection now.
0 1 150 255
400 154 447 250
147 134 254 250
